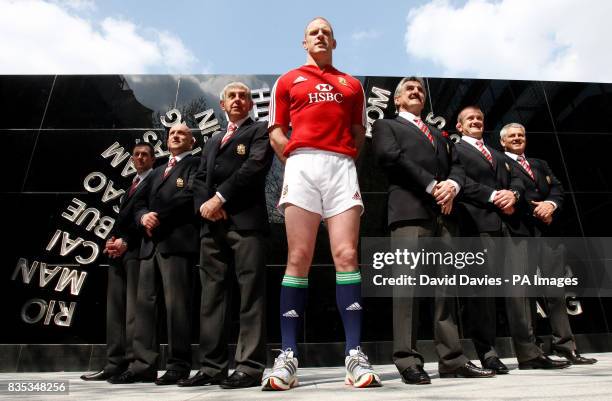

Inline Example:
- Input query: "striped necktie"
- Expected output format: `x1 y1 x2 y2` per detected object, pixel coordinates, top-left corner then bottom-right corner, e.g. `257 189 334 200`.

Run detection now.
414 117 435 146
163 157 176 178
476 140 493 164
128 176 140 196
221 122 238 147
518 155 535 180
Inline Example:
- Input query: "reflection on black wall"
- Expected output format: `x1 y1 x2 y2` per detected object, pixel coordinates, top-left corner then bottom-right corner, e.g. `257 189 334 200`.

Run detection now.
2 74 611 345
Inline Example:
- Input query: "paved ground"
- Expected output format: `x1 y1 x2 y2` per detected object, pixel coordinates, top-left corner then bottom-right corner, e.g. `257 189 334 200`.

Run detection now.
0 353 609 401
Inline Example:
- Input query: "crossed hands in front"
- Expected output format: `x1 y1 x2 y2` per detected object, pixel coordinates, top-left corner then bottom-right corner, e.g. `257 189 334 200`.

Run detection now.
432 180 457 215
199 195 228 222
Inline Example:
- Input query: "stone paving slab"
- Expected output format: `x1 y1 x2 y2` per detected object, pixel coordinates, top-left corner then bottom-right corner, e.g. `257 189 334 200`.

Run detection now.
0 353 608 401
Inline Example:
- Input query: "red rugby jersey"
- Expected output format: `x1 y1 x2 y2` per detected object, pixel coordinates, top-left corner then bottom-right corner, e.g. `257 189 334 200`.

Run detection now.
269 64 366 159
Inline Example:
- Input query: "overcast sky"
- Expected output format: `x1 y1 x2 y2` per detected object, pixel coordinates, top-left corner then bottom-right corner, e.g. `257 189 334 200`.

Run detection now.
1 0 611 83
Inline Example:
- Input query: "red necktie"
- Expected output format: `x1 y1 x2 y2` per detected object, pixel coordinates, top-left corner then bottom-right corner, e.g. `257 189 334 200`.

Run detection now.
414 118 435 146
128 176 140 196
518 155 535 180
163 157 176 178
476 140 493 164
221 122 238 147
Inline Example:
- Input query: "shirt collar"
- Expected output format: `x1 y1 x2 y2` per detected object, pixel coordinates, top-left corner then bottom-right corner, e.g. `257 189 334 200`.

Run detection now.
398 111 420 124
228 115 249 130
504 151 525 161
137 168 152 181
461 134 484 148
170 150 191 163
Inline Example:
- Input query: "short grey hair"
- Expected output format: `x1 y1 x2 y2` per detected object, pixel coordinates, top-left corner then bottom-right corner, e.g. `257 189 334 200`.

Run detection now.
219 81 251 101
394 76 427 99
499 122 526 139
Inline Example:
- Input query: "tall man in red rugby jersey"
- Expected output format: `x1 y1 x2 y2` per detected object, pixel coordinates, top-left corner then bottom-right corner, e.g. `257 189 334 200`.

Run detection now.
261 17 381 391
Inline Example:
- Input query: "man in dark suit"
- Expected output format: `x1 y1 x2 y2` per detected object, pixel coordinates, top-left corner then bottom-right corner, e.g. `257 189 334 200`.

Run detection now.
179 82 273 389
455 106 569 371
81 142 154 381
373 77 494 382
500 122 596 365
109 122 200 385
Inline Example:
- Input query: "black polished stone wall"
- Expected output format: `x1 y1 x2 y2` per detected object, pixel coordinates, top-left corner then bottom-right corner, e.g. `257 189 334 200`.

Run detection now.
2 75 611 348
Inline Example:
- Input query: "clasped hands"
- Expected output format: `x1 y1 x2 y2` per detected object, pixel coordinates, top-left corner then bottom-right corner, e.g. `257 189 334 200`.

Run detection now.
531 200 554 224
103 236 127 258
492 189 516 215
141 212 160 237
200 195 228 222
432 180 457 215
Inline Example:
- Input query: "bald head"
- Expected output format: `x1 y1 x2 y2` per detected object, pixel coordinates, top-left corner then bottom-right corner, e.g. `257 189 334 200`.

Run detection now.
167 122 194 156
304 17 334 38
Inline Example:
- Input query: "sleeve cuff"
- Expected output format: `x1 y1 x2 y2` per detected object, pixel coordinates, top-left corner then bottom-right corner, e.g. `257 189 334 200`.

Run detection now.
215 191 227 203
544 200 558 210
426 180 437 195
488 190 498 203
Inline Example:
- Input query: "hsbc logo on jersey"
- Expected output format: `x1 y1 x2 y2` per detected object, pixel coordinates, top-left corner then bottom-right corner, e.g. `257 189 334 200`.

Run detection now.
315 83 333 92
308 83 344 104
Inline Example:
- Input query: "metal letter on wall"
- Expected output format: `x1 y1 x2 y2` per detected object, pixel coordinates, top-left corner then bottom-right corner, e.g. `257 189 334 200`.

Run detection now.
54 268 87 296
194 108 220 136
160 109 182 127
21 299 47 324
366 86 392 138
61 198 87 223
53 301 77 327
75 241 99 265
100 142 131 167
11 258 38 283
39 264 62 288
83 172 107 193
425 112 446 129
251 88 271 121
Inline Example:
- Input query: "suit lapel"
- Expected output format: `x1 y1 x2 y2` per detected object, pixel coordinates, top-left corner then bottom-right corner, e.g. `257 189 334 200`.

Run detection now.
206 133 222 194
219 117 253 153
153 156 187 193
461 140 495 170
395 116 436 150
513 158 534 182
528 158 546 188
120 174 146 209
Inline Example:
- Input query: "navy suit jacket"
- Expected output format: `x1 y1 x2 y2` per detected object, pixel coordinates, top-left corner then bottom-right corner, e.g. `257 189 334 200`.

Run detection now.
455 139 529 236
113 173 152 261
372 116 465 227
193 118 273 236
506 155 564 235
135 154 200 258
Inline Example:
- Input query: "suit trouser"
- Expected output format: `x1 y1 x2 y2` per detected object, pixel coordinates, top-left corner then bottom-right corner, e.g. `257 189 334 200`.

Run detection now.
537 239 575 353
198 227 266 378
391 218 469 372
131 250 193 374
105 257 140 372
467 228 542 362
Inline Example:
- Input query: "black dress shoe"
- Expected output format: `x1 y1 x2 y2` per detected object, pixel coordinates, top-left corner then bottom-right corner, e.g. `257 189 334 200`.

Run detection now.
555 349 598 365
439 361 496 378
220 371 261 389
107 370 157 384
400 365 431 385
80 369 116 381
482 356 509 374
177 370 226 387
155 370 189 385
518 355 571 370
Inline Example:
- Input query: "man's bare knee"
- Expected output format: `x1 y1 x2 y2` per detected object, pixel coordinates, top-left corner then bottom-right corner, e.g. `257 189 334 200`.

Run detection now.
332 245 358 271
287 247 313 275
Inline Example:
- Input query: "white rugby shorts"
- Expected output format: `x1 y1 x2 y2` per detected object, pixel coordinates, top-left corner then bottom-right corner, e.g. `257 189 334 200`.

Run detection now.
278 148 364 218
